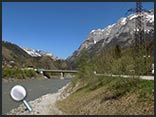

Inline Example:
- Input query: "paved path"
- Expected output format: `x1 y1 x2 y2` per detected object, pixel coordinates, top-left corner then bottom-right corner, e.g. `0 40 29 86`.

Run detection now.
2 78 71 115
95 74 154 80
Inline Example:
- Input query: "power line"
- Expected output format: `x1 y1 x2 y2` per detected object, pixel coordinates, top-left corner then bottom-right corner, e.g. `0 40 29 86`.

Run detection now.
127 1 149 75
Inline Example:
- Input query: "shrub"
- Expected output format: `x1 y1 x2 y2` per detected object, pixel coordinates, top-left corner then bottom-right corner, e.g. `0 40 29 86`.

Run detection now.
2 68 38 79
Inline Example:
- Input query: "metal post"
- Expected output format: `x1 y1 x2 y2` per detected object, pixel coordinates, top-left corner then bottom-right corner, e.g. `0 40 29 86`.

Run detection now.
60 72 64 79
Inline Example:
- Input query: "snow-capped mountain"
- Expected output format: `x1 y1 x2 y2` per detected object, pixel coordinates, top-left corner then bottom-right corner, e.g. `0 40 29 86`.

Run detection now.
67 10 154 62
21 47 42 57
21 47 58 60
2 41 68 69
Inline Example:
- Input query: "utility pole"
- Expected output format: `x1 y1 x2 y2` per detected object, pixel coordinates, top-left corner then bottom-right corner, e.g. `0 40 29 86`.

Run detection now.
127 1 148 75
134 1 145 56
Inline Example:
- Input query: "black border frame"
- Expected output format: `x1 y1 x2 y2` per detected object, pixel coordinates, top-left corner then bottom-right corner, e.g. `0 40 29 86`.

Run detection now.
1 0 155 116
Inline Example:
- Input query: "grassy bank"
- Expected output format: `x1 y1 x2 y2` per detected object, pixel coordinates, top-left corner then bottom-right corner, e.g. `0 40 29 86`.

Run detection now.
2 68 40 79
57 76 154 115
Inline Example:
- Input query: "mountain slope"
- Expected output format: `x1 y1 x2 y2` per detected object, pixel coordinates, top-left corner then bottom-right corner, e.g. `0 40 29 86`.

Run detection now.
2 41 67 69
21 47 58 60
67 10 154 64
2 41 32 64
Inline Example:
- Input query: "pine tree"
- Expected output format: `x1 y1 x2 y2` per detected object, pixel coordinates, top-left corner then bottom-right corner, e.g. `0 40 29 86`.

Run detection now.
114 44 121 59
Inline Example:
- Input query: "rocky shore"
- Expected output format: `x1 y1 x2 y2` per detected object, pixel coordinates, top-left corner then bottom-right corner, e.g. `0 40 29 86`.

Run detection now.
7 83 71 115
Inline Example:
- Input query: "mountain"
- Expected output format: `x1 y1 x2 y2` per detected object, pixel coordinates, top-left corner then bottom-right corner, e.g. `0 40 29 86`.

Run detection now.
20 47 58 60
67 10 154 64
2 41 68 69
2 41 32 64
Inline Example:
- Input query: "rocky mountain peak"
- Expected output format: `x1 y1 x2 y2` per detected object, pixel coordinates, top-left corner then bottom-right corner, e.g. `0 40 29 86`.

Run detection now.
67 10 154 63
20 47 59 60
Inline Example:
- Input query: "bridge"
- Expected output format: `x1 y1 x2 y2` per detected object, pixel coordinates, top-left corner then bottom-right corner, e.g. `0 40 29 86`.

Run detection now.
36 69 78 79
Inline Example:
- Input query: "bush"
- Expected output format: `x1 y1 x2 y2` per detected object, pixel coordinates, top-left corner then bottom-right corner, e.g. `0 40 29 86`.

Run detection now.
2 68 38 79
76 49 95 83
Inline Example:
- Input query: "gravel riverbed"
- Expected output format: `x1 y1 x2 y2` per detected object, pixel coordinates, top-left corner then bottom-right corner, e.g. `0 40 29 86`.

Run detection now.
7 83 70 115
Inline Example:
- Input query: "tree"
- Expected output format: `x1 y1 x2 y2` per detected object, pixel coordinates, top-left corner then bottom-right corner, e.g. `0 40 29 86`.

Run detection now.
114 44 121 59
76 49 95 82
95 49 113 74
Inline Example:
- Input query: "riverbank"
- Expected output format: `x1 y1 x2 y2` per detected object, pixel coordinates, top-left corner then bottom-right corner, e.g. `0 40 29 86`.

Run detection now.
7 83 71 115
2 68 40 79
4 75 154 115
57 76 154 115
2 77 44 83
2 77 71 114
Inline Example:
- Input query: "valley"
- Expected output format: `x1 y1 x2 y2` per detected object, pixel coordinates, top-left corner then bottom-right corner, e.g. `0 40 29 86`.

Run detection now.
2 4 154 115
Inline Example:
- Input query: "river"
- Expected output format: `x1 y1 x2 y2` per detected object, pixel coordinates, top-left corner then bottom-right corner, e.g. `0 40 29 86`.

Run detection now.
2 78 71 115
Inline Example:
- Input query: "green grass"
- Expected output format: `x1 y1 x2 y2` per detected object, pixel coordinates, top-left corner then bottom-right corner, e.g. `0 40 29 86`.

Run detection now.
2 68 39 79
57 76 154 115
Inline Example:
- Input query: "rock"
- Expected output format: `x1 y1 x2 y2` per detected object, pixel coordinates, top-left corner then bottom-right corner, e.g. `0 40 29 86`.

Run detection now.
67 10 154 64
6 83 70 115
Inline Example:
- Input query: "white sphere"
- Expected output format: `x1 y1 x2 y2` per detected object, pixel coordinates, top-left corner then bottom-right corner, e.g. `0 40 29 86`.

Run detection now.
10 85 26 101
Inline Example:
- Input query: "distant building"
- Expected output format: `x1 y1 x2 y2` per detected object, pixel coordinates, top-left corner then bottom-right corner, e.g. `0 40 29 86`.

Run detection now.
21 65 34 70
27 65 34 70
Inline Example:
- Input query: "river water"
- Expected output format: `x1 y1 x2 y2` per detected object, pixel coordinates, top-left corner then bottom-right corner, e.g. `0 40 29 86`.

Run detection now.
2 78 71 115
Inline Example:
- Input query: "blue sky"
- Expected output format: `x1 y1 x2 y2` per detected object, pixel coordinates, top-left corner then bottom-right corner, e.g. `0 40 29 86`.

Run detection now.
2 2 154 59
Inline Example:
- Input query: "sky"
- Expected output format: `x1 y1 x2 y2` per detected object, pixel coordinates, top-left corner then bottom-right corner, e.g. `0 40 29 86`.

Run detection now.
2 2 154 59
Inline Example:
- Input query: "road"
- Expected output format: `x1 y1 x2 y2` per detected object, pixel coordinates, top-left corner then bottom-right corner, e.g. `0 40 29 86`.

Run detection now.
2 78 71 115
95 74 154 80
